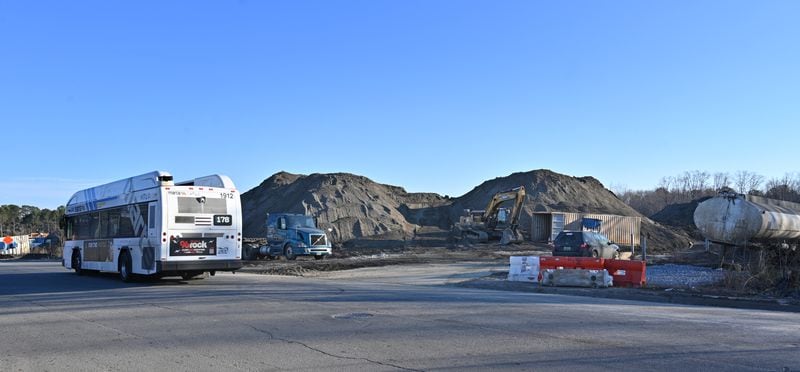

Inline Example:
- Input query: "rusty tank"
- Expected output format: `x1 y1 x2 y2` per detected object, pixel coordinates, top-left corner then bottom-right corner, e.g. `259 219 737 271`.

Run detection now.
693 192 800 245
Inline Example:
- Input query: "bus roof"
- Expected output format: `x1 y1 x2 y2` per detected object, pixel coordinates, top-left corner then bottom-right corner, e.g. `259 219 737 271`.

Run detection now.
175 174 236 188
66 171 236 215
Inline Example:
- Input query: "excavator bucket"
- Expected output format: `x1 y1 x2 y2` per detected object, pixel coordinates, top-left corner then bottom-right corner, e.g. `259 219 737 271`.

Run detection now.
500 228 523 245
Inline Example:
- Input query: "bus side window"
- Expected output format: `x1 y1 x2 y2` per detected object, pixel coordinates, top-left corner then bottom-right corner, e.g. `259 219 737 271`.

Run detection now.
148 205 156 230
90 213 101 239
65 217 74 240
118 208 135 237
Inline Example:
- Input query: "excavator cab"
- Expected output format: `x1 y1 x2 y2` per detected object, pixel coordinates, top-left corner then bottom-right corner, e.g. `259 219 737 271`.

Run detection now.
453 186 526 245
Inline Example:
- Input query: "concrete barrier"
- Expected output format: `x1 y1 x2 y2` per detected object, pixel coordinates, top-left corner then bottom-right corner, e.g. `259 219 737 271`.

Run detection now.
508 256 539 282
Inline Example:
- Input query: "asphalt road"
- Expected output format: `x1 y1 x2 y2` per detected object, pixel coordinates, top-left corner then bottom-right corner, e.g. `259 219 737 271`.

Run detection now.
1 261 799 371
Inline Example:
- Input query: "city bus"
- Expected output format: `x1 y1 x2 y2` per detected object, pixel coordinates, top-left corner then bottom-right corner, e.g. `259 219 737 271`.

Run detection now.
62 171 243 281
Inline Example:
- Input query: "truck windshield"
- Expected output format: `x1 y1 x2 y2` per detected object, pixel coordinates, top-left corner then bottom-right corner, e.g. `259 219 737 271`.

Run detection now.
285 215 315 228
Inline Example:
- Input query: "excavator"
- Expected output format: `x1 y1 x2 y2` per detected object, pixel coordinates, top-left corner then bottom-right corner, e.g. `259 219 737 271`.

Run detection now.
453 186 526 245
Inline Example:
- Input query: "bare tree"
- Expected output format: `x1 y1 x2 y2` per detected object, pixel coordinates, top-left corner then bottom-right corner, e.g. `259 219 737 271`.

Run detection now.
733 170 764 195
676 172 692 197
658 176 674 192
657 176 675 205
712 172 731 191
764 173 800 202
687 170 710 199
609 183 629 196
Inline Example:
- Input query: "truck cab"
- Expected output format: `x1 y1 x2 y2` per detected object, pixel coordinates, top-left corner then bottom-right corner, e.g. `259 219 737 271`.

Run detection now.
259 213 332 260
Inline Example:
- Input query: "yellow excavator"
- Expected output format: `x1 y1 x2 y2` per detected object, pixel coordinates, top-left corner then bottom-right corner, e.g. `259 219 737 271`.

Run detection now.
453 186 526 245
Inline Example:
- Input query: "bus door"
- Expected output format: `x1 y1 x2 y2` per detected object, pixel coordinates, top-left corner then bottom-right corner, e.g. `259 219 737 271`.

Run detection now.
142 202 158 271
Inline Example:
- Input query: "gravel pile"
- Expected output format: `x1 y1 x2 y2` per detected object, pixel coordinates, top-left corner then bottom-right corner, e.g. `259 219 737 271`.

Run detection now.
646 264 726 288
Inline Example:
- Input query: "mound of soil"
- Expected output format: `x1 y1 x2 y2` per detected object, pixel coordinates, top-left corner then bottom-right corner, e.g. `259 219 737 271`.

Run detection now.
241 172 449 243
451 170 689 252
451 170 641 227
650 197 711 239
241 169 689 252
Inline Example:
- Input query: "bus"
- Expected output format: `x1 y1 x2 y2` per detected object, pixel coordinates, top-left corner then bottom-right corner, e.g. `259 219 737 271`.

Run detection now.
62 171 243 281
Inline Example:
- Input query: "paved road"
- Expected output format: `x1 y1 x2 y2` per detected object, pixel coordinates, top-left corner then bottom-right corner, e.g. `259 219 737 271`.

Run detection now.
1 261 799 371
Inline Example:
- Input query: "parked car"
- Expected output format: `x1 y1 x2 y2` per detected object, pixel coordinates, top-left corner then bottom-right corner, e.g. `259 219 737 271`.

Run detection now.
552 230 620 259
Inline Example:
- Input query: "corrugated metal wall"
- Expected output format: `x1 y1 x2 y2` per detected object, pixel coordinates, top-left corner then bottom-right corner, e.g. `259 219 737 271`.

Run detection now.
530 213 551 241
530 213 641 246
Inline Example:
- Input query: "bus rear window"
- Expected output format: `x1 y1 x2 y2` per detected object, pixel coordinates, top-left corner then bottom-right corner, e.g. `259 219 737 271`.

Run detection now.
177 197 227 214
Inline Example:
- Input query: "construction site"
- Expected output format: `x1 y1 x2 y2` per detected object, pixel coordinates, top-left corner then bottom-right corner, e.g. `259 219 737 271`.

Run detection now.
238 168 800 306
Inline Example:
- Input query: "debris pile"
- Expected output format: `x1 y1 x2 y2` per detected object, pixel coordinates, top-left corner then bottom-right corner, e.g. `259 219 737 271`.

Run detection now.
242 169 689 251
241 172 449 243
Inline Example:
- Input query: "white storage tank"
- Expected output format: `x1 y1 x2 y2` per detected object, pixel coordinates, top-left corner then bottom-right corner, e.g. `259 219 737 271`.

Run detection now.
693 192 800 245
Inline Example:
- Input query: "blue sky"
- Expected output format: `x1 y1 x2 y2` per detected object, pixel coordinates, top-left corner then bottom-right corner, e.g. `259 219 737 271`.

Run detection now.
1 1 798 209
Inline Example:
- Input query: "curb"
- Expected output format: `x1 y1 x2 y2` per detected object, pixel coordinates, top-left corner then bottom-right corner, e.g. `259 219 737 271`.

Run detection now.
456 278 800 313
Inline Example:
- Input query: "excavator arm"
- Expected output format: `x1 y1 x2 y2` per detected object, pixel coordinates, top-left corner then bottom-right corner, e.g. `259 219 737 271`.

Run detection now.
453 186 526 244
483 186 526 230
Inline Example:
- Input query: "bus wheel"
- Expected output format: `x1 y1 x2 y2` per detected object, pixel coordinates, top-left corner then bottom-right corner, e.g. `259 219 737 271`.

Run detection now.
72 251 83 276
119 251 133 282
284 245 297 261
181 271 209 280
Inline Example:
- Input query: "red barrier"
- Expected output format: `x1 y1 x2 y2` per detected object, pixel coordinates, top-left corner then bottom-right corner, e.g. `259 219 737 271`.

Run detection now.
539 257 605 270
539 257 646 287
604 259 646 287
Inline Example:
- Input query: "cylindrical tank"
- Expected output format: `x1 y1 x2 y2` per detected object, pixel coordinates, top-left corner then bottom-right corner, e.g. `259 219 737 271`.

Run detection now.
694 193 800 245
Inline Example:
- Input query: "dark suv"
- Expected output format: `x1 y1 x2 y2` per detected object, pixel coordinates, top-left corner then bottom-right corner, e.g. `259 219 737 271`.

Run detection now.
552 231 620 259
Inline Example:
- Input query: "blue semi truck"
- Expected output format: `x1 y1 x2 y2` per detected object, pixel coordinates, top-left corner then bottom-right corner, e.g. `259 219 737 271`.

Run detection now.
251 213 333 260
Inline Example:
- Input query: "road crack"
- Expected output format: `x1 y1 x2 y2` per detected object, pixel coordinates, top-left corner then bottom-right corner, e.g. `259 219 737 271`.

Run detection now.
246 324 422 371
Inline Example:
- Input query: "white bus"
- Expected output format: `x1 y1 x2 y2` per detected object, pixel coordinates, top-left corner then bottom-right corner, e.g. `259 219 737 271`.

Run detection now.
62 171 243 281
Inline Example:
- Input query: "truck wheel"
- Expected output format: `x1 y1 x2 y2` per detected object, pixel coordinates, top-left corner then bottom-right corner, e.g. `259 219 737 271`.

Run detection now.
284 245 297 261
591 250 599 258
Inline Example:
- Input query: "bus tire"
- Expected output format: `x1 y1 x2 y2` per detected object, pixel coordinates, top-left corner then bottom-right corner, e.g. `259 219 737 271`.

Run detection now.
284 244 297 261
119 251 133 283
72 251 83 276
181 271 208 280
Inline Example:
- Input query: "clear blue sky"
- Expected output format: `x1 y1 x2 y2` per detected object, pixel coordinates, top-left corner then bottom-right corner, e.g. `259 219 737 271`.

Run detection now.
1 1 798 209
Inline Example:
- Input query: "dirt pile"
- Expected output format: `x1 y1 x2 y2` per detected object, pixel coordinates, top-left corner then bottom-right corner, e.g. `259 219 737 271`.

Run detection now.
451 170 638 225
241 169 689 251
650 197 710 239
449 170 688 251
241 172 450 243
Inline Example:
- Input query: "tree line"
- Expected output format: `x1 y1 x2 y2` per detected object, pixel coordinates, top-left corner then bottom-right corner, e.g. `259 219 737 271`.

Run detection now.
616 171 800 217
0 205 65 237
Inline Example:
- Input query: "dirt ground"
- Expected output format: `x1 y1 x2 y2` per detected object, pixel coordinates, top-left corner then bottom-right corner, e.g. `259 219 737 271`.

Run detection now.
239 239 720 277
240 241 553 276
238 241 800 311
